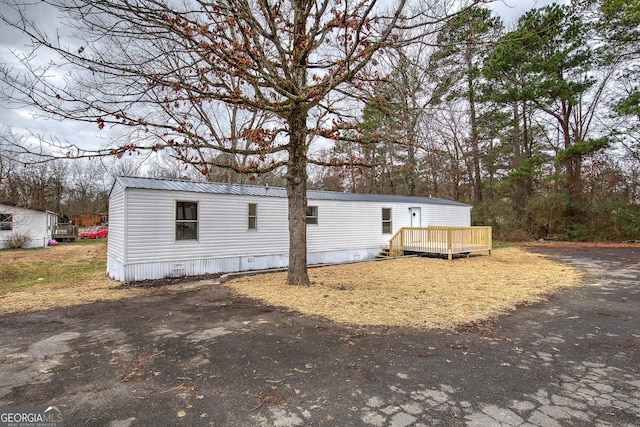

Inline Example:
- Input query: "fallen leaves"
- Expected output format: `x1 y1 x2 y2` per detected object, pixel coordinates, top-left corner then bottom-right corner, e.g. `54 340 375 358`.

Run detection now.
249 392 285 412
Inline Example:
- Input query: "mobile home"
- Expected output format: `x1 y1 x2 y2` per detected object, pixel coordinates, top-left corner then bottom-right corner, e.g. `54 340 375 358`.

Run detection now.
107 176 472 281
0 202 59 249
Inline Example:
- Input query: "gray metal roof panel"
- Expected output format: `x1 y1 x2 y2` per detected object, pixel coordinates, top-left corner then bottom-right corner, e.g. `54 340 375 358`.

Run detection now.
306 189 470 206
0 201 53 213
115 176 471 207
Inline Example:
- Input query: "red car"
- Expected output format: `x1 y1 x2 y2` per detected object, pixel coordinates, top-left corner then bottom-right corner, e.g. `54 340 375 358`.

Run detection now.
79 226 108 239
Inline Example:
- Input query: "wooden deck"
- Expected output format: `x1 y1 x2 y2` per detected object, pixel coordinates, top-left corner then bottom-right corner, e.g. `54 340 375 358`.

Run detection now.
386 226 492 260
52 223 79 242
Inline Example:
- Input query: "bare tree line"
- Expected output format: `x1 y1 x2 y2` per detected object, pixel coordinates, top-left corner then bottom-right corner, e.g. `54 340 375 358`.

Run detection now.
0 0 638 284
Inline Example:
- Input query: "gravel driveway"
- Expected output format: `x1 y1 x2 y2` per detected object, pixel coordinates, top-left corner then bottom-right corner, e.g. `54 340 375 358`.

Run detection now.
0 244 638 426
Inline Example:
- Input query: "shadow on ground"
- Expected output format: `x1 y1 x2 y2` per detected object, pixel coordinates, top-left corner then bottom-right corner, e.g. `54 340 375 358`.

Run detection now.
0 244 638 426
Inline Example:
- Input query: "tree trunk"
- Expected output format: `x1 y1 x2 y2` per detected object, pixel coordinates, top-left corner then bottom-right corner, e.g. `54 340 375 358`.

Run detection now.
284 1 312 286
512 102 522 163
512 100 532 218
286 102 310 286
559 102 583 211
406 141 416 196
466 44 483 204
521 100 532 158
563 149 584 211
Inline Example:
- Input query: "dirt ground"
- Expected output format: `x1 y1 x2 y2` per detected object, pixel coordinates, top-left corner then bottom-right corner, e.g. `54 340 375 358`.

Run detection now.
1 241 581 328
0 243 638 426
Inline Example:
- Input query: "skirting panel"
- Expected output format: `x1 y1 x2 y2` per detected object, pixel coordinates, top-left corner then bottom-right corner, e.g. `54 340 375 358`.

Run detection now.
107 247 382 282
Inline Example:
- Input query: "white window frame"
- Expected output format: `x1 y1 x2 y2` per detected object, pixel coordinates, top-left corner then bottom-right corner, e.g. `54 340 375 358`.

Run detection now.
382 208 392 234
248 203 258 230
175 201 198 241
0 213 13 231
306 205 318 225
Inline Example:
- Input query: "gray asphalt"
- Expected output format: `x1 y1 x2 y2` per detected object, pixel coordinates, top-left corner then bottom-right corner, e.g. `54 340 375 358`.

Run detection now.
0 244 638 426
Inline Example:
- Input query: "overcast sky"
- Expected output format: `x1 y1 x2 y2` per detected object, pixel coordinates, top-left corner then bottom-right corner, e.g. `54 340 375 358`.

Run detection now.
0 0 566 158
488 0 565 26
0 1 117 154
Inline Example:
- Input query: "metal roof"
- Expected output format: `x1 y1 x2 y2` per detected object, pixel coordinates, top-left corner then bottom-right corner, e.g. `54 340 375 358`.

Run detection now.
115 176 471 207
0 201 56 214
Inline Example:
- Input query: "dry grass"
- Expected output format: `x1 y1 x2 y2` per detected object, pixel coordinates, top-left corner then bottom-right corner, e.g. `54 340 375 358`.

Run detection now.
225 248 583 328
0 240 147 315
1 242 583 328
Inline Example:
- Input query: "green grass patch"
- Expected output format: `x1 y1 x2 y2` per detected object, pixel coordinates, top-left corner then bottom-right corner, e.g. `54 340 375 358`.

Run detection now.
0 242 106 292
75 237 105 245
1 258 104 292
492 241 513 249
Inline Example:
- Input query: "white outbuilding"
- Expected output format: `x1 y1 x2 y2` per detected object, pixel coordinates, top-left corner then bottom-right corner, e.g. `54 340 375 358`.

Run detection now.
0 202 59 249
106 176 473 282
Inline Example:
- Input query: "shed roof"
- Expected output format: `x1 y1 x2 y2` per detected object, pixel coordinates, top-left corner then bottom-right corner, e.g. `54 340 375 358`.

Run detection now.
115 176 471 207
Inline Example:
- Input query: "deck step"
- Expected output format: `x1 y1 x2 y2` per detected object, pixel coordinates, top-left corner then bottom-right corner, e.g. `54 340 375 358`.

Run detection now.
376 247 399 258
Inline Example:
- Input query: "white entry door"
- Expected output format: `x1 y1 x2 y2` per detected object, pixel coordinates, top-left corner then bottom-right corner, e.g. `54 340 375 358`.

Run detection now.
409 207 421 228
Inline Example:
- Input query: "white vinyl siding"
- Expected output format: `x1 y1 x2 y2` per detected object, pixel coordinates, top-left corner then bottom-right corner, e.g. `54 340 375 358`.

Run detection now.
422 204 471 227
0 204 57 249
106 177 472 281
117 191 469 264
120 189 288 264
106 182 126 263
305 200 470 253
306 201 396 251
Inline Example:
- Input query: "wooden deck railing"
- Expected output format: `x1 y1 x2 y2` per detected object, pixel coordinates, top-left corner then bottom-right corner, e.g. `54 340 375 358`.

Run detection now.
388 226 492 260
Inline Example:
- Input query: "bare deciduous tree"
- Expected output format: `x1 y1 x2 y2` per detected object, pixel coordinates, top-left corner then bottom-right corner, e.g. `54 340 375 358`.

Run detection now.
2 0 486 284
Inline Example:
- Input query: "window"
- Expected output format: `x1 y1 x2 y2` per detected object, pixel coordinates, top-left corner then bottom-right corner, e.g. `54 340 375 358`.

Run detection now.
0 213 12 231
306 206 318 225
176 201 198 240
382 208 392 234
248 203 257 230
